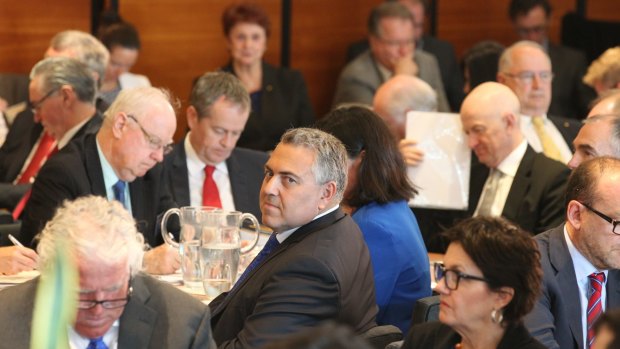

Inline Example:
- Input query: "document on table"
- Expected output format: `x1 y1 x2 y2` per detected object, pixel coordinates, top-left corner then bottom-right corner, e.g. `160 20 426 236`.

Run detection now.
0 270 39 289
405 111 470 210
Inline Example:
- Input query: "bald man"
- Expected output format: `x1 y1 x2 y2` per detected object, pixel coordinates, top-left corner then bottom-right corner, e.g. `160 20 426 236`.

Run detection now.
460 82 569 234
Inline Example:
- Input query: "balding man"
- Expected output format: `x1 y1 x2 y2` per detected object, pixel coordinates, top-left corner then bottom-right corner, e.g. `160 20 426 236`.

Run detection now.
588 89 620 117
20 87 179 274
373 75 436 166
497 41 582 164
460 82 569 234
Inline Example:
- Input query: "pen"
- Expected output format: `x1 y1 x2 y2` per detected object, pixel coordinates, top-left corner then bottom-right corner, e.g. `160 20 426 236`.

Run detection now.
8 234 23 247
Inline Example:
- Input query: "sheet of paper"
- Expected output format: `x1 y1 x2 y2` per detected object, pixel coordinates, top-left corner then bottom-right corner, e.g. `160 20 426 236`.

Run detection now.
406 111 470 210
0 270 39 285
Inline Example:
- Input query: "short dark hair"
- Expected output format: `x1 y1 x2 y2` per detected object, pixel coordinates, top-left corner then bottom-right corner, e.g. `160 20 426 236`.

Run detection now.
367 2 413 37
190 71 250 119
594 309 620 349
566 156 620 208
508 0 552 21
222 3 271 37
443 216 542 327
99 22 141 51
316 106 417 208
463 40 505 90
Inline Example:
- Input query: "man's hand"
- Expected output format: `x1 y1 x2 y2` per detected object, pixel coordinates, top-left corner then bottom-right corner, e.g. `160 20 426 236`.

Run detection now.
142 244 181 275
394 54 418 76
0 98 8 113
399 138 424 166
0 246 38 275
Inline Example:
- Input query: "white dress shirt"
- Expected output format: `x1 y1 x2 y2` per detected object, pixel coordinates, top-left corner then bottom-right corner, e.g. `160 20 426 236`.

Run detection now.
68 320 119 349
474 140 528 217
520 113 572 164
96 139 132 214
275 205 340 242
184 134 235 211
565 226 608 349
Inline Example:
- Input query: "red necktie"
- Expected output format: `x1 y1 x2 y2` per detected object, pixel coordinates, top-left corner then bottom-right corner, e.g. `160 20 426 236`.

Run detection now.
202 165 222 208
15 132 57 184
587 272 605 348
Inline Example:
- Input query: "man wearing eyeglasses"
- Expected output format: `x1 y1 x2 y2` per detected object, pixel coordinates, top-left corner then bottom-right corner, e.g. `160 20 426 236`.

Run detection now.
524 156 620 349
497 41 582 165
19 87 180 274
1 196 216 348
332 2 449 112
508 0 595 119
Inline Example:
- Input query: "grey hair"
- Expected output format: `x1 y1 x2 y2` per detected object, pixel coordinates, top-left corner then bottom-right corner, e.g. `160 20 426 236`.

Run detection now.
30 56 96 104
368 2 413 37
191 71 250 118
103 86 176 124
280 128 348 202
37 196 144 276
498 40 550 73
49 30 109 85
585 114 620 157
379 76 437 117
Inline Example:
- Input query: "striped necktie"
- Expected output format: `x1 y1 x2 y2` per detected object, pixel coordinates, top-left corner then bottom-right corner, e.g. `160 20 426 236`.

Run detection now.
587 272 605 348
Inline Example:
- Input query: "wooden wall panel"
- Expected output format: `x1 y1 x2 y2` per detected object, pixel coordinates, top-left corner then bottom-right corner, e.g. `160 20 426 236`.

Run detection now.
0 0 90 73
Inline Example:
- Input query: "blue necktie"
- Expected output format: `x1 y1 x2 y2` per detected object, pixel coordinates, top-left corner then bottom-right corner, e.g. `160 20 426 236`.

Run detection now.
112 180 127 208
234 233 279 287
86 337 109 349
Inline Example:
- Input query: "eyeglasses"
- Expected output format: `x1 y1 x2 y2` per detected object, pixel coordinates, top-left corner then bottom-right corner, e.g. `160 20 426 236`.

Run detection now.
579 201 620 234
503 71 554 85
28 89 58 114
516 25 546 36
77 281 133 310
434 262 489 291
126 114 174 155
378 37 415 49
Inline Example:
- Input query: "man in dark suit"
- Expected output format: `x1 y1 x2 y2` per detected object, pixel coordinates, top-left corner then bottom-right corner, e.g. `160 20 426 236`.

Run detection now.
1 196 215 348
164 72 267 219
508 0 595 119
20 87 180 274
498 41 582 164
524 157 620 349
209 128 377 348
460 82 568 234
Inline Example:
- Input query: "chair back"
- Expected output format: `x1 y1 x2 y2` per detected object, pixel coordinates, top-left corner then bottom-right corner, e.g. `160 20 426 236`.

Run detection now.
411 295 440 325
360 325 403 349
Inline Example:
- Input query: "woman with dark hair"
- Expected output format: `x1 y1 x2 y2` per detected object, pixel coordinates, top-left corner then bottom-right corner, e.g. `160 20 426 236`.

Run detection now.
402 216 545 349
593 309 620 349
462 41 505 94
316 106 431 333
220 3 314 151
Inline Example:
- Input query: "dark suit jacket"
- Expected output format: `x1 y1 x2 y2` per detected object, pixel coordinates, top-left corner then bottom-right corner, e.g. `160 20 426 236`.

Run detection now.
0 111 103 210
208 208 378 349
0 273 216 349
20 133 175 247
164 139 268 220
402 322 545 349
524 225 620 349
221 62 315 152
548 115 582 152
548 43 596 119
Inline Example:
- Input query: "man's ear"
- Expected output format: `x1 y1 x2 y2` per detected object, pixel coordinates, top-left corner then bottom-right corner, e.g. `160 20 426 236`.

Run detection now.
186 105 199 130
111 112 126 139
566 200 584 231
317 181 337 211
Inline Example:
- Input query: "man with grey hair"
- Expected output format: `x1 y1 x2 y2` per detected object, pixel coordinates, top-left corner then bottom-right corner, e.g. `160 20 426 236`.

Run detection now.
497 40 581 165
0 196 216 348
209 128 377 348
164 72 267 219
20 87 179 274
568 114 620 170
332 2 449 112
372 74 436 166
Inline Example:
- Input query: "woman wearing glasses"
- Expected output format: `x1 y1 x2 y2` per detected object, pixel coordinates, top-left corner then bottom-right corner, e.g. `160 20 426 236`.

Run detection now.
402 216 545 349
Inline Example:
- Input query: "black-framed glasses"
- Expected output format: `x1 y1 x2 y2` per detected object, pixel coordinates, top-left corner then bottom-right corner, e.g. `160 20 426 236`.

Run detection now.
579 201 620 234
434 262 489 291
126 114 174 155
502 71 554 85
77 280 133 310
28 89 58 114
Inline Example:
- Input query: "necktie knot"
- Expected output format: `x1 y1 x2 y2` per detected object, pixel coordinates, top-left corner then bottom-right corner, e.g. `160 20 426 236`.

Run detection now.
112 180 127 208
205 165 216 176
86 337 109 349
589 272 606 292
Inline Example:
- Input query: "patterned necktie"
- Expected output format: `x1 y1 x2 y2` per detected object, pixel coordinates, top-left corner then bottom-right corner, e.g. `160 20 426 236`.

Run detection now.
112 180 127 208
202 165 222 208
531 116 563 162
587 272 606 348
15 132 57 184
233 233 279 287
477 169 503 217
86 337 109 349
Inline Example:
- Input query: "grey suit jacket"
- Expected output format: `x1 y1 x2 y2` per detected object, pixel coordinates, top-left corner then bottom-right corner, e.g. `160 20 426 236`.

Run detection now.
0 273 215 349
332 50 450 112
209 208 378 349
524 225 620 349
164 138 268 220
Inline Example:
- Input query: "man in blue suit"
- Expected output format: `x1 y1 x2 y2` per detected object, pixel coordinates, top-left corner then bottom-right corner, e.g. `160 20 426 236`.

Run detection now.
524 157 620 349
164 72 267 219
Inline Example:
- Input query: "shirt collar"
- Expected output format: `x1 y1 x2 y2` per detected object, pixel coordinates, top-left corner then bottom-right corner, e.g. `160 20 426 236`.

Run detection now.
57 117 90 149
275 205 340 243
96 137 121 192
184 133 228 174
496 139 528 177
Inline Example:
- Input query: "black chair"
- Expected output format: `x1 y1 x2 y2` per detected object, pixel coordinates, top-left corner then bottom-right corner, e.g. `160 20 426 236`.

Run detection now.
411 295 440 325
360 325 403 349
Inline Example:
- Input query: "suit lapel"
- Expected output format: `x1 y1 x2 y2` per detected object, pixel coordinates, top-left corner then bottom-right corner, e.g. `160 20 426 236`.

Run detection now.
260 62 278 126
83 135 107 196
549 226 583 347
226 150 249 213
118 275 157 349
468 154 489 214
501 146 534 221
607 270 620 309
171 141 191 207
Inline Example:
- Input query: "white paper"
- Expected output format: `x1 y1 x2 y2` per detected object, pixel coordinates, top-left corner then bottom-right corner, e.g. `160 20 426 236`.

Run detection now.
406 111 470 210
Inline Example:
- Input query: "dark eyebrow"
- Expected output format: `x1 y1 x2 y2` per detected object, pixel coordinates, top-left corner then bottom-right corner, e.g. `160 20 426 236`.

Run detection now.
574 143 596 154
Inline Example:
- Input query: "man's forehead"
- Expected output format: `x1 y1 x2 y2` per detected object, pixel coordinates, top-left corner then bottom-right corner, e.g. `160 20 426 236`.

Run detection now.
268 144 315 172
